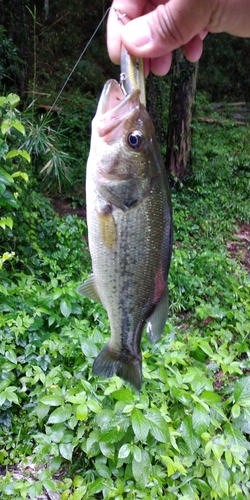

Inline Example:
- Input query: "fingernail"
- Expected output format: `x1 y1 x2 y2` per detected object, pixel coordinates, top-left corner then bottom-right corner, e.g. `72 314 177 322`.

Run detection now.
123 20 152 48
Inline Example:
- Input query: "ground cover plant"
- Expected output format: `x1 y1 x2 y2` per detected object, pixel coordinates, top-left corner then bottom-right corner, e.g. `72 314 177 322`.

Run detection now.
0 94 250 499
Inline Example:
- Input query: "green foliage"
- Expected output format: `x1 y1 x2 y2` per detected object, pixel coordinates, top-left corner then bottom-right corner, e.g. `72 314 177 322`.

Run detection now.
198 34 250 102
0 26 24 94
0 93 29 268
0 98 250 498
51 94 97 191
22 111 73 193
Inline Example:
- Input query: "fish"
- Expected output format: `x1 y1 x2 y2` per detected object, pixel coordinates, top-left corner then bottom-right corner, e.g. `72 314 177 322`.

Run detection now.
78 53 172 391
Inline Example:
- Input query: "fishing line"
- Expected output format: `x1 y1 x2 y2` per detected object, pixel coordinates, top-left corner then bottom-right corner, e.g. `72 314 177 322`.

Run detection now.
49 7 110 114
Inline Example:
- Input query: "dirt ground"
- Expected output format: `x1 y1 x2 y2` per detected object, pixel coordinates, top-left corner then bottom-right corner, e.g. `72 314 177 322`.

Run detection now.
50 197 86 220
227 223 250 274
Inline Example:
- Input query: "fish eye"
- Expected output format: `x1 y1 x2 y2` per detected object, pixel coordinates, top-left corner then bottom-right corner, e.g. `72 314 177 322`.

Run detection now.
127 130 142 150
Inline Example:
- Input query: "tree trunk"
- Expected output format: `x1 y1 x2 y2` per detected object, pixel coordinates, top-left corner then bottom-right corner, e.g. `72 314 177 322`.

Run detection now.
146 72 166 148
166 50 198 180
44 0 49 20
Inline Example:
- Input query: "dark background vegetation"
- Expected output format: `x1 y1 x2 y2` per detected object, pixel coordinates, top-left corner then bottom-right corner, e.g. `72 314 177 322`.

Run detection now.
0 1 250 499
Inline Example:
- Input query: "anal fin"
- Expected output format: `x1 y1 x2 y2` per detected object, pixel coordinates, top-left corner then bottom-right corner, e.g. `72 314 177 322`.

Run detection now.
146 287 169 344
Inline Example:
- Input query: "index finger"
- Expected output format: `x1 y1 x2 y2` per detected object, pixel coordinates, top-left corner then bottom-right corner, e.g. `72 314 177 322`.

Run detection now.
107 0 147 64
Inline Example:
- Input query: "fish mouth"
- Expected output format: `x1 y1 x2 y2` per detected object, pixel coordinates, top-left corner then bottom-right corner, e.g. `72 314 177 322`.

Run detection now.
94 79 141 139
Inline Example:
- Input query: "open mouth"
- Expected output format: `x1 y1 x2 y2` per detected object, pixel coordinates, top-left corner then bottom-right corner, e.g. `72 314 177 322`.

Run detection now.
95 79 141 138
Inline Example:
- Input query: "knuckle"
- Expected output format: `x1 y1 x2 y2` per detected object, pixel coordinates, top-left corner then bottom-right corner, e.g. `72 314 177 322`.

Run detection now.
151 4 185 47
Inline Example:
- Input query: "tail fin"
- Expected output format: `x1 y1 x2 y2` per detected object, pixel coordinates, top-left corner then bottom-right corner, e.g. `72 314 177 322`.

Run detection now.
92 343 142 391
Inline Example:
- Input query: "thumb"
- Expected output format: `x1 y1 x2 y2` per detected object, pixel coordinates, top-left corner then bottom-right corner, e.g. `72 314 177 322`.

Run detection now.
121 1 212 58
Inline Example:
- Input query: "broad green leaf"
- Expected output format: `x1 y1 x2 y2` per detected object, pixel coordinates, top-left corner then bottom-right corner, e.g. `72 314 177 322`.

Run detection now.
122 404 134 414
112 388 135 404
11 120 25 135
66 391 86 405
35 403 50 419
132 449 151 487
219 477 229 496
59 442 74 461
199 340 213 355
49 423 66 443
0 140 8 158
6 93 20 106
40 395 64 406
95 462 110 479
131 408 150 441
0 167 14 185
42 479 58 492
28 483 43 499
68 415 78 429
161 455 187 476
87 478 103 496
192 479 214 495
1 120 10 135
232 403 241 419
0 380 10 392
234 376 250 405
0 284 10 295
70 486 87 499
0 96 7 106
6 149 30 162
211 460 219 482
1 118 25 135
47 405 72 424
5 389 19 404
201 391 221 404
100 426 127 444
80 339 99 358
233 408 250 434
1 361 16 372
0 393 6 406
133 445 141 463
146 409 170 443
225 423 250 450
73 476 84 487
76 404 88 421
0 217 13 230
0 252 15 269
0 190 19 208
5 349 17 365
225 450 232 467
99 441 115 460
180 416 200 454
94 409 114 428
86 430 100 455
60 299 72 318
118 443 131 459
11 171 29 181
87 399 102 413
192 404 210 436
52 287 63 300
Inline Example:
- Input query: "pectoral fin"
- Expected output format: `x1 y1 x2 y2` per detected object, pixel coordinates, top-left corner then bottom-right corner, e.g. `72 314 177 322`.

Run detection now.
77 274 101 303
146 287 169 344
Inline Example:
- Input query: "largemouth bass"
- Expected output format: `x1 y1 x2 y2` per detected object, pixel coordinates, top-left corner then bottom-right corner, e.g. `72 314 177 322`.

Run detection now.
78 59 172 391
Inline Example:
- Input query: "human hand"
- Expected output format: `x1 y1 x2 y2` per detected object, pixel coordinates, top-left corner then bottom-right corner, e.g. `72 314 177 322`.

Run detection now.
107 0 250 75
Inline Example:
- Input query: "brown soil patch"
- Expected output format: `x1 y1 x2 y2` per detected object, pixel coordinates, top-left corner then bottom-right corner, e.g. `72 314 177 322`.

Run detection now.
227 224 250 273
50 197 86 219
